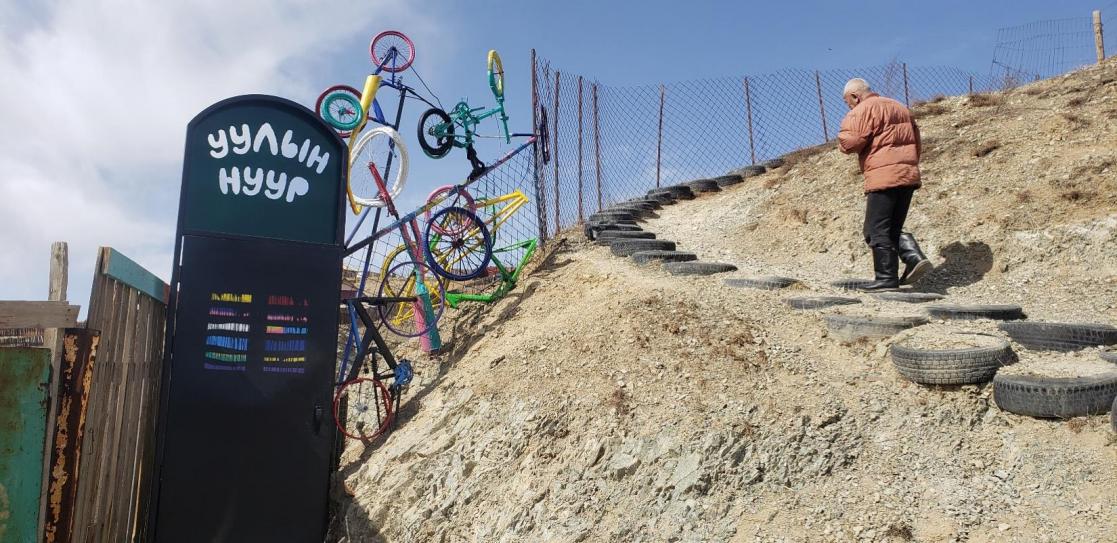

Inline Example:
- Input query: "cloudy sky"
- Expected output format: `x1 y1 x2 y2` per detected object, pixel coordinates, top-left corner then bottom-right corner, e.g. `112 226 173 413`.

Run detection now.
0 0 1099 314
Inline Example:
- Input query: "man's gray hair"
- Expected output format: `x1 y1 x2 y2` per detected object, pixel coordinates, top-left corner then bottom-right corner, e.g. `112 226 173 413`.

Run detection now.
843 78 871 96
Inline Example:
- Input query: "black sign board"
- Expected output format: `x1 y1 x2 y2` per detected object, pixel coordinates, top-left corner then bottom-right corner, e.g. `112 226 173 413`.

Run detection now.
149 95 346 543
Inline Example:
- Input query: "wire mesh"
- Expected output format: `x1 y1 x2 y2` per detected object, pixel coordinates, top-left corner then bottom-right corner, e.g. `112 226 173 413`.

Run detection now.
533 54 1002 236
991 4 1117 84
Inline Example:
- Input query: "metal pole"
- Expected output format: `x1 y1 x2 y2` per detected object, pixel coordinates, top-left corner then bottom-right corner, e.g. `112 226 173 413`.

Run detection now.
743 77 756 165
530 49 547 243
577 76 584 222
902 62 910 106
593 83 602 211
552 71 561 236
1095 10 1106 63
656 84 665 188
814 71 828 142
968 76 974 96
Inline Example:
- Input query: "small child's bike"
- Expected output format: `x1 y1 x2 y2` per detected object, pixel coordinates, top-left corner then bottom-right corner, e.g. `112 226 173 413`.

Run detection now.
417 50 509 177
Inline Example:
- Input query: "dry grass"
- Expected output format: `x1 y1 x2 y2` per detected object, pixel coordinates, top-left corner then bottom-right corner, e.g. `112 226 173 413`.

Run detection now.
780 208 809 225
1065 418 1087 433
912 95 946 107
968 93 1002 107
972 140 1001 157
1015 190 1033 204
762 176 782 189
884 523 915 541
914 102 949 118
1022 85 1046 96
609 387 629 417
1061 112 1089 128
1061 190 1094 202
1066 96 1087 108
780 142 832 167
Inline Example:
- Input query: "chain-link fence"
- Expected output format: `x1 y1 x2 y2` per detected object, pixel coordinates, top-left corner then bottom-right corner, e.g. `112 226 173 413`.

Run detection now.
991 4 1117 83
532 52 1001 236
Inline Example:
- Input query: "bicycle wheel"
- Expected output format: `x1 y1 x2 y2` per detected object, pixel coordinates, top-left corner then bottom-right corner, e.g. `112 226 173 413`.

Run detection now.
370 30 415 73
417 108 454 158
316 85 363 136
424 185 476 235
425 206 493 281
333 377 393 441
350 126 408 208
537 105 550 165
377 259 446 338
487 50 504 100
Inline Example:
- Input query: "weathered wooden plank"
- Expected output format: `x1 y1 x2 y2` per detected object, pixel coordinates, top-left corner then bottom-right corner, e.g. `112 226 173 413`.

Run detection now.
0 301 79 329
101 248 169 303
101 287 138 542
0 347 51 543
38 241 68 541
69 269 109 542
42 329 99 543
131 302 165 541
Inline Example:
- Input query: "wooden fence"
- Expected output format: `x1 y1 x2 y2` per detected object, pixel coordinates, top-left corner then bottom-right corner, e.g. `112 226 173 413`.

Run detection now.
70 247 167 542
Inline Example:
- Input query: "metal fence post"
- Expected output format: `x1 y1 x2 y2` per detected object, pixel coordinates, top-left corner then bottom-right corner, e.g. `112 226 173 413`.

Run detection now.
743 77 756 165
1094 10 1105 62
593 83 602 211
902 62 911 106
530 49 548 243
969 75 974 95
814 71 828 142
552 71 561 236
577 76 584 222
656 84 665 188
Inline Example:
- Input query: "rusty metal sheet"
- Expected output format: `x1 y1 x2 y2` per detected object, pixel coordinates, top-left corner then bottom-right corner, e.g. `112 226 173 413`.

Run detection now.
42 329 99 543
0 347 51 543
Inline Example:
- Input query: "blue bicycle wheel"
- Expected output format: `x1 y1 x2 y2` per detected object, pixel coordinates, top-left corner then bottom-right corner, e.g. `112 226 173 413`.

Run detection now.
424 206 493 281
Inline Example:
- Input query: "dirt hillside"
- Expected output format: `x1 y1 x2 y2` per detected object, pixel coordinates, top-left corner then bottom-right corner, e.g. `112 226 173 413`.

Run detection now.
330 60 1117 542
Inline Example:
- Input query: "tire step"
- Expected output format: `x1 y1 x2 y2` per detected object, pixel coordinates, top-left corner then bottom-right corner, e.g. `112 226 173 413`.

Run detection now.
663 261 738 276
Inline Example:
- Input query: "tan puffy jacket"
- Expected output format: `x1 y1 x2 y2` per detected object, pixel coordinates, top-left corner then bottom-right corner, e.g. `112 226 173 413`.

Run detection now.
838 93 922 192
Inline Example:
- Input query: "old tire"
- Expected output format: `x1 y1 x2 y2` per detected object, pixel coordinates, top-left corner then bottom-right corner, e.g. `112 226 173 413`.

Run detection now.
830 278 879 291
610 239 677 257
625 198 662 210
926 304 1025 321
664 261 738 276
631 250 698 265
998 321 1117 352
993 373 1117 418
659 185 696 198
762 158 785 169
891 334 1015 385
647 192 677 205
605 206 653 218
687 179 721 193
739 165 766 178
1112 396 1116 433
1102 351 1117 364
872 292 946 303
595 231 656 244
824 314 928 341
724 276 800 291
786 296 861 310
715 174 744 187
590 211 638 223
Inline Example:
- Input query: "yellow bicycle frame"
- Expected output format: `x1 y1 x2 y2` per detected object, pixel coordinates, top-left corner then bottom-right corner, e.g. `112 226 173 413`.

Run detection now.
345 74 382 214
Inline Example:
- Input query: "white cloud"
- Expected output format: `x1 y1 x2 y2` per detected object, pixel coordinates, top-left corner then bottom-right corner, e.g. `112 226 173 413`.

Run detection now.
0 0 437 312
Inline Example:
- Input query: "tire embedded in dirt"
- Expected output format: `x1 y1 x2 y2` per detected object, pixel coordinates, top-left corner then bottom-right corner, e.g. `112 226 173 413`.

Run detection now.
624 198 663 210
824 314 929 341
993 373 1117 418
891 334 1015 385
723 276 800 291
871 292 946 303
686 179 721 193
610 239 678 257
605 206 654 218
762 158 785 169
646 192 678 205
660 185 697 200
714 174 744 187
1102 351 1117 364
997 321 1117 352
785 296 862 310
830 278 882 291
590 211 638 223
630 250 698 265
1112 395 1117 433
739 165 766 177
925 304 1026 321
594 231 656 244
663 261 738 276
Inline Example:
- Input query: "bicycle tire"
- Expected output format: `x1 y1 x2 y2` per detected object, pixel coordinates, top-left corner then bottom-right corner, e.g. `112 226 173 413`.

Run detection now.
377 259 446 338
424 185 477 236
333 377 393 442
424 206 494 281
350 126 409 208
538 106 551 165
316 85 364 136
370 30 415 73
488 50 505 99
418 108 454 158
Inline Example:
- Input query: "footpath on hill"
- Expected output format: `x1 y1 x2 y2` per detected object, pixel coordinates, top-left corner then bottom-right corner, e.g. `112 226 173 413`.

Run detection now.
330 61 1117 542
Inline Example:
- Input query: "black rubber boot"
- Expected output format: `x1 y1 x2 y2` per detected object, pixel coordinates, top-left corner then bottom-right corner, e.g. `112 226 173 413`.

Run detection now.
859 246 900 291
898 232 933 285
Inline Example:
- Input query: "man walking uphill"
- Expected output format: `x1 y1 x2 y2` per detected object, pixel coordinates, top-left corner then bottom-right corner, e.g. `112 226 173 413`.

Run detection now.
838 78 932 291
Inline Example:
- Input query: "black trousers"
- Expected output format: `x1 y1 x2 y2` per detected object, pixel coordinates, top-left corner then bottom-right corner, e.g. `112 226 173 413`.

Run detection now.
863 186 915 250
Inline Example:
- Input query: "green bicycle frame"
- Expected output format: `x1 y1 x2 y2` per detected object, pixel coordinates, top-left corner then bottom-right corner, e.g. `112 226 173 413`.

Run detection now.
444 238 537 308
435 99 511 148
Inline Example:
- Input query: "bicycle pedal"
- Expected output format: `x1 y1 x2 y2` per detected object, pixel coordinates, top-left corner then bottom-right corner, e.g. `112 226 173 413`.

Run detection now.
394 359 414 390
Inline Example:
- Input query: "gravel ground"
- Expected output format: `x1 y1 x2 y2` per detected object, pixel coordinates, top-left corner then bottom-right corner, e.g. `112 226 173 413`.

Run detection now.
331 61 1117 543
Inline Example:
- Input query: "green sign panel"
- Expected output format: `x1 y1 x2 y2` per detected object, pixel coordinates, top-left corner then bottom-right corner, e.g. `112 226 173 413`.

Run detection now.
0 347 50 543
180 95 346 245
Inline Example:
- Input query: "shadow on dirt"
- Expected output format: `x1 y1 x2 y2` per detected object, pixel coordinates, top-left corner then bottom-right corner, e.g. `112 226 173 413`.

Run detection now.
917 240 994 293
